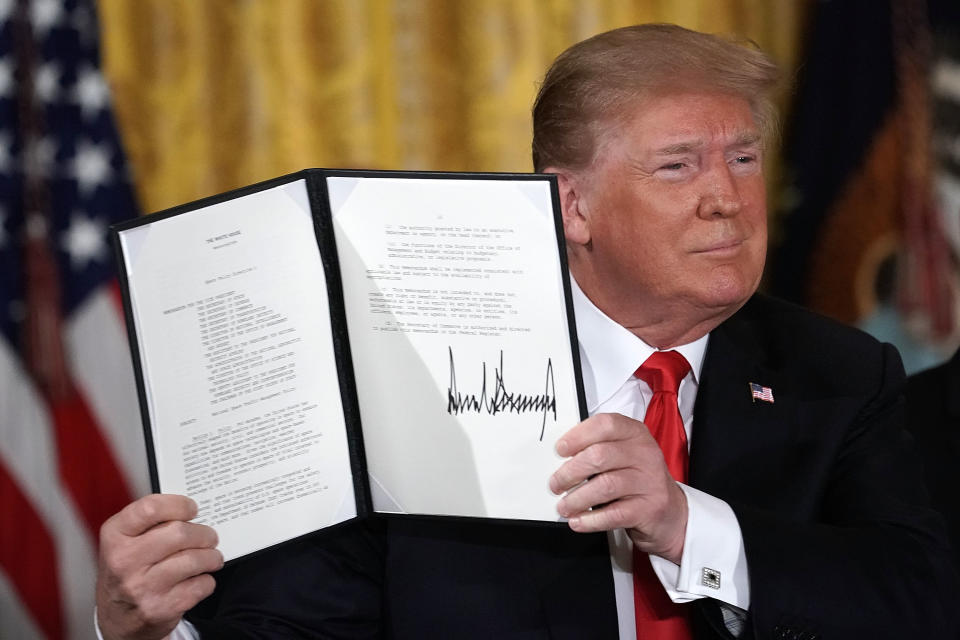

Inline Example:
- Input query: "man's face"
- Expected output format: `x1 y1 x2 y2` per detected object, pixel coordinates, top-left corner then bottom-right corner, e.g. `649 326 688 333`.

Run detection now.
565 91 768 335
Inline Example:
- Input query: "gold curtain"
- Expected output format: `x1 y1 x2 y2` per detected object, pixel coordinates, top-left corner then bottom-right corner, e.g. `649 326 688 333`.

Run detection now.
98 0 807 213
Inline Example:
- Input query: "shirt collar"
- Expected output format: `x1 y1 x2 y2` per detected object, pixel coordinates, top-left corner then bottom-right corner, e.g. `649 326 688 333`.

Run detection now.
570 278 709 411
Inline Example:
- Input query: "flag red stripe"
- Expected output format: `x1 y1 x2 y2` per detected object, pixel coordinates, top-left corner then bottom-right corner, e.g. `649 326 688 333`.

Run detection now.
108 279 125 319
0 460 65 640
49 386 134 540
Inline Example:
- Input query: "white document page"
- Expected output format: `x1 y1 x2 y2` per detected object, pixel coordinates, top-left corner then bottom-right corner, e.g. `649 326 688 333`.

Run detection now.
330 176 580 521
118 180 356 561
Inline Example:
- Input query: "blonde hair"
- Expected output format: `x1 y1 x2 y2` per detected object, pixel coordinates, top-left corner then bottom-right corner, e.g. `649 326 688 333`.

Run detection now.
532 23 780 172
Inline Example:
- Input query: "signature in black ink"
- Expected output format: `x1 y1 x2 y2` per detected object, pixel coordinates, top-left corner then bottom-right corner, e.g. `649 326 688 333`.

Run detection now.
446 346 557 441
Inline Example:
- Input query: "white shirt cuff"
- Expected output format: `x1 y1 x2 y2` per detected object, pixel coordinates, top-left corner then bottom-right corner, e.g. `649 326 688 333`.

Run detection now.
648 483 750 610
95 607 200 640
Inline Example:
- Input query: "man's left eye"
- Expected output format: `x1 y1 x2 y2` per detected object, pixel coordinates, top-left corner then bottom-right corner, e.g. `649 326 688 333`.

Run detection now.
661 163 686 170
733 155 755 164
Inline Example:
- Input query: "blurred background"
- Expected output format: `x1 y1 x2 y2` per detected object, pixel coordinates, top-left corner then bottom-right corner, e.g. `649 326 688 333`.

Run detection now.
1 0 958 637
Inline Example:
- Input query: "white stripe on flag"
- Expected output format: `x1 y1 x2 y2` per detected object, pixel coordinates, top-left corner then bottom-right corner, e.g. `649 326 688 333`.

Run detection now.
66 287 150 497
0 570 45 640
0 341 100 640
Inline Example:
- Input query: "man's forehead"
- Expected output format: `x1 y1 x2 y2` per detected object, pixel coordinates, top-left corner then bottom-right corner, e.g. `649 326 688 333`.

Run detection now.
652 131 762 155
613 93 761 149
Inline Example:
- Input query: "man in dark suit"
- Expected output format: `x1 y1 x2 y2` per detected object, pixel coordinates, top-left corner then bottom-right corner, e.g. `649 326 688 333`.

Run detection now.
907 348 960 562
95 24 958 640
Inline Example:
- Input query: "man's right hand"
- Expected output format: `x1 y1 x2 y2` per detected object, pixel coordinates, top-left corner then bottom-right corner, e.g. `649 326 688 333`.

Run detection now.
96 494 223 640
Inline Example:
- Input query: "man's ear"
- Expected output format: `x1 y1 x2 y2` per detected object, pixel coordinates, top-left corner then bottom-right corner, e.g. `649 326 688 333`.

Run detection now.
543 167 591 247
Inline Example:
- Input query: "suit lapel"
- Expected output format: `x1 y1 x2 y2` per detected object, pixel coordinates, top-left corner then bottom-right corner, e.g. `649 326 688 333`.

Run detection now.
689 300 798 500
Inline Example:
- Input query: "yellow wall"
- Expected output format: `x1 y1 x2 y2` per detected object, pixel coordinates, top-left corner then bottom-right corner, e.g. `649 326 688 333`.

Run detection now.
98 0 807 213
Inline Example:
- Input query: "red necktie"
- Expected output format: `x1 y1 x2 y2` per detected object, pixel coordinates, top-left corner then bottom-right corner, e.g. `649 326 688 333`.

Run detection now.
632 350 693 639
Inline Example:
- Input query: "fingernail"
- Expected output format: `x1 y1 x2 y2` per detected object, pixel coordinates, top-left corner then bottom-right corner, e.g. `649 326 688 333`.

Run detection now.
556 439 568 456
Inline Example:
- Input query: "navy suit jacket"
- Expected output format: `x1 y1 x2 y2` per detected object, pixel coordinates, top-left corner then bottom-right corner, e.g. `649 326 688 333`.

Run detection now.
906 349 960 567
188 295 959 639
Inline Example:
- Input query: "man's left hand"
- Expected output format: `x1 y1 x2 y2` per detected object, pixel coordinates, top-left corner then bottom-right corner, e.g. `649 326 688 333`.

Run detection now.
549 412 688 564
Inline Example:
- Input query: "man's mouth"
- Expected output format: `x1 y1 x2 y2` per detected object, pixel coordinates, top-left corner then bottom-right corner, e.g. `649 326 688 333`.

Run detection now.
692 239 744 257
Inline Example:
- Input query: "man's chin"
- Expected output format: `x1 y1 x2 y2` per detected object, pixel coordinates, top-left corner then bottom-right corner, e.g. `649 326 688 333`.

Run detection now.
695 277 758 317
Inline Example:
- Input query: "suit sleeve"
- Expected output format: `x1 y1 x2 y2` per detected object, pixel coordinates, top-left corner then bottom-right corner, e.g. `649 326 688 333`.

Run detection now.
731 343 959 639
185 519 386 639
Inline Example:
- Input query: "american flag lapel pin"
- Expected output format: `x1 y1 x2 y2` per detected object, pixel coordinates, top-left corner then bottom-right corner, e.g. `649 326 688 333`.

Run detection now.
749 382 774 403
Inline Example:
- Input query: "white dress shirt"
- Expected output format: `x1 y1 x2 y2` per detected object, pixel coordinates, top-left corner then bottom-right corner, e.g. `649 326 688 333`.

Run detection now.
569 280 750 639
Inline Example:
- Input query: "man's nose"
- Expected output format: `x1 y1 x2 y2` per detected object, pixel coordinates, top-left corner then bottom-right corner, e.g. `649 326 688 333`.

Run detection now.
696 163 742 219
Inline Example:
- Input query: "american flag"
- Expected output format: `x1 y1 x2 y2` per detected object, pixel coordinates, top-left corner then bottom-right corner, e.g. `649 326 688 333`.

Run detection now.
749 382 774 404
0 1 148 638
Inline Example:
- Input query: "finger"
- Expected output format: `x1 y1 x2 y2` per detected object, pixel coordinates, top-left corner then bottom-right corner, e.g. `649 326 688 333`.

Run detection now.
134 520 219 567
131 573 217 632
145 547 224 592
555 413 648 458
550 436 662 495
103 520 219 579
104 494 198 540
101 547 221 620
567 496 641 533
567 484 689 561
556 468 647 518
166 573 217 616
550 442 616 494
